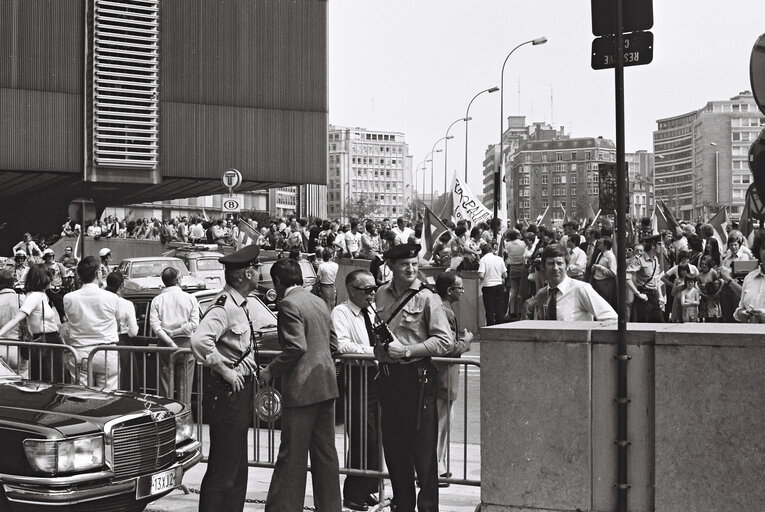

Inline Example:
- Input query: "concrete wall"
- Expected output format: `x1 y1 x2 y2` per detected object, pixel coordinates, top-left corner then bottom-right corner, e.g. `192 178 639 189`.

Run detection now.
480 321 765 512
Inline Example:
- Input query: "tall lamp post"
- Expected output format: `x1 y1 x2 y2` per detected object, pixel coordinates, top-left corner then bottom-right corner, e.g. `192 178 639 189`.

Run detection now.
430 138 451 209
444 117 469 197
464 86 499 183
710 142 720 206
497 37 547 220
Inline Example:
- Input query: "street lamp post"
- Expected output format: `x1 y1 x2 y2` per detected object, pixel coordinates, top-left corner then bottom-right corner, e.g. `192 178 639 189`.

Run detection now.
444 117 469 197
464 86 499 183
430 138 451 209
710 142 720 206
497 37 547 220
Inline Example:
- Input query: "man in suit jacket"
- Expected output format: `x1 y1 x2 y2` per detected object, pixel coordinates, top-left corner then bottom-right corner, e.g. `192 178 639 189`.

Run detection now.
260 258 341 512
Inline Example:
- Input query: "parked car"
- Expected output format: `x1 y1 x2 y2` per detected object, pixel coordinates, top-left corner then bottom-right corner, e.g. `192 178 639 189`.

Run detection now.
0 359 202 512
117 257 207 297
162 246 226 290
256 258 317 311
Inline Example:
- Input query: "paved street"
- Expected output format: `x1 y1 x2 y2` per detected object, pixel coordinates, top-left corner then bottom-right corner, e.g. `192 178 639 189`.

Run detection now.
149 345 481 512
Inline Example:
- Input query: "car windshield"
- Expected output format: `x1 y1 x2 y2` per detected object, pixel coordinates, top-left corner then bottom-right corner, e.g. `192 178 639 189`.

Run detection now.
130 260 189 278
196 259 224 271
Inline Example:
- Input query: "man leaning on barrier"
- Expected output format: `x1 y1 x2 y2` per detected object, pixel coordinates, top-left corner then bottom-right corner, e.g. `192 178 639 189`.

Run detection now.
374 243 453 512
190 244 263 512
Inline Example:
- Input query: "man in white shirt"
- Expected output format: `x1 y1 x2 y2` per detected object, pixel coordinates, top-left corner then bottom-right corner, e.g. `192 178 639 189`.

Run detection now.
63 256 121 390
345 220 362 258
478 244 507 325
149 267 200 404
190 218 206 243
566 234 587 280
391 217 414 246
532 244 617 322
105 271 140 390
330 270 380 509
590 238 617 309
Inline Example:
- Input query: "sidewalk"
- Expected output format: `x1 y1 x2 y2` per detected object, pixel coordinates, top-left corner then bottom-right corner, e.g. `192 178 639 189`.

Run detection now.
147 426 481 512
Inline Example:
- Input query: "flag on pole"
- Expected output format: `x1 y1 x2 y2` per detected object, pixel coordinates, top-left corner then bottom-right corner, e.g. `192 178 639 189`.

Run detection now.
200 209 210 222
438 189 454 222
707 207 729 247
420 206 451 260
589 209 601 228
560 202 567 224
535 206 551 227
452 174 493 225
656 198 681 234
236 220 259 250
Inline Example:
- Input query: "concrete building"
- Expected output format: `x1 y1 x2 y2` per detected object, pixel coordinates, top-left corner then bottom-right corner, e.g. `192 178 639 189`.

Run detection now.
508 124 616 223
654 91 763 221
327 126 413 221
625 150 656 219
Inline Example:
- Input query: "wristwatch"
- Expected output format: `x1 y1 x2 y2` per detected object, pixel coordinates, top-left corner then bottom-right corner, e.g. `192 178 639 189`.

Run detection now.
404 347 412 358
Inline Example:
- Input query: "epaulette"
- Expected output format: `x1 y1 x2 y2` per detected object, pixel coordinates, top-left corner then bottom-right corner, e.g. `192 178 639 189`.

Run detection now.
419 282 436 293
201 293 228 319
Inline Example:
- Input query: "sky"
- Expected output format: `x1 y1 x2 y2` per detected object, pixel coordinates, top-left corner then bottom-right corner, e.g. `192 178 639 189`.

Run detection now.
328 0 765 194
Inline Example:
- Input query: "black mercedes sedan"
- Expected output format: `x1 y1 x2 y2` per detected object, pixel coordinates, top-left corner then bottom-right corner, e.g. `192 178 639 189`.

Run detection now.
0 359 202 512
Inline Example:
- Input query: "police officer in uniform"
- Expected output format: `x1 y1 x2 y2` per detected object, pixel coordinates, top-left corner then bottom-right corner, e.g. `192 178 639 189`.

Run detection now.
374 244 453 512
190 244 264 512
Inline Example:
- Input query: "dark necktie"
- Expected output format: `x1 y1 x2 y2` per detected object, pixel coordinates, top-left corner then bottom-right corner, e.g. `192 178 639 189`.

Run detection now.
361 307 376 347
547 287 558 320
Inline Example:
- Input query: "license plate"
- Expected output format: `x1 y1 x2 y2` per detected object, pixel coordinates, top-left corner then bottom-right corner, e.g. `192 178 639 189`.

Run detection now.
136 467 181 499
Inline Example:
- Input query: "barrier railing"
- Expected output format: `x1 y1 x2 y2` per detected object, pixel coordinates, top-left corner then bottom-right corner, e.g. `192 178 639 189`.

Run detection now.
1 340 480 490
0 339 77 383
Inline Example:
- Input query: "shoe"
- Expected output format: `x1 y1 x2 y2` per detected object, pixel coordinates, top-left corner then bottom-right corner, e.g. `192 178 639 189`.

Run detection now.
343 498 369 511
365 494 380 506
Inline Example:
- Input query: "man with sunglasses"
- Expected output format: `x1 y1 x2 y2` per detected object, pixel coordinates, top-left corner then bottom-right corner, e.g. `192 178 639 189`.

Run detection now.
331 270 381 510
375 243 453 512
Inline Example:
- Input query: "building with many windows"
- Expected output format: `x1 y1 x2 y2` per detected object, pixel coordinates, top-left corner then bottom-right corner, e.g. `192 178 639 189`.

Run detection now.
510 135 616 223
654 91 764 220
327 126 413 221
625 150 656 220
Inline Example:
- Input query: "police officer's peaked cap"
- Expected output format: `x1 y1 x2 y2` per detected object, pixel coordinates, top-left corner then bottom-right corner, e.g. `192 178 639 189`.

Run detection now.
383 243 421 261
218 244 261 269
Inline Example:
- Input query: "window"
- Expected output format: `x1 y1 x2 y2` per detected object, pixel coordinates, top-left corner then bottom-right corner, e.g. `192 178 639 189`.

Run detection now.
571 152 577 161
542 188 548 196
585 151 591 160
542 175 548 184
570 175 577 183
542 153 547 162
556 152 563 161
571 187 577 195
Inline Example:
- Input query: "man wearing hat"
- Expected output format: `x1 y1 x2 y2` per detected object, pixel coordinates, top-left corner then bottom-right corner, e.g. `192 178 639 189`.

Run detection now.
190 244 269 512
374 243 453 512
12 251 28 292
98 247 112 288
42 248 67 321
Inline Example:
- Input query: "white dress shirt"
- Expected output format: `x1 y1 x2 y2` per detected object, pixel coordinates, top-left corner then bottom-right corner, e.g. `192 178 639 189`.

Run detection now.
478 253 506 287
534 275 617 321
117 296 139 337
331 300 375 354
567 246 588 278
317 261 339 285
64 283 120 347
149 285 199 337
592 249 617 280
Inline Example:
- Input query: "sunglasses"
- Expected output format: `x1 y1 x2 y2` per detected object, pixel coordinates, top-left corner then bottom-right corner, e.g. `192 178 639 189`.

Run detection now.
352 286 378 294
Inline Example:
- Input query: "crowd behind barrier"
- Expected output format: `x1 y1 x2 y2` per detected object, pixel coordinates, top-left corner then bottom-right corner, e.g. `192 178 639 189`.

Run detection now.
0 339 481 490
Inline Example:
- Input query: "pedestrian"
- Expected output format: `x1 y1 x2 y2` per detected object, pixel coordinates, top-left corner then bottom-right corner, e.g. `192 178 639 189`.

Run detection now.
316 247 339 310
434 273 473 485
374 243 453 512
41 248 67 321
331 270 381 510
12 232 42 263
531 244 617 321
630 235 665 323
679 275 701 323
733 235 765 323
150 267 199 404
0 269 27 377
64 256 120 390
478 244 507 326
104 271 140 390
12 251 28 291
0 264 67 382
259 258 341 512
190 244 268 511
590 238 617 309
565 234 587 281
98 247 112 288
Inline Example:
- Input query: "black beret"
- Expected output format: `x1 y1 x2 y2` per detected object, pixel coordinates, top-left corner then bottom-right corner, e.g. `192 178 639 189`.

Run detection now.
383 243 421 261
218 244 261 269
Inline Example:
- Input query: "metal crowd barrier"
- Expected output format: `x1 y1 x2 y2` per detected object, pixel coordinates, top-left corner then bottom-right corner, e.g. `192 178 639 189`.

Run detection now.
1 339 480 490
0 339 77 383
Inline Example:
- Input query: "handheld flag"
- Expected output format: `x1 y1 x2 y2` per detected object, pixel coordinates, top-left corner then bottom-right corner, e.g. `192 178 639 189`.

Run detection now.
707 207 729 247
420 206 451 260
236 220 259 250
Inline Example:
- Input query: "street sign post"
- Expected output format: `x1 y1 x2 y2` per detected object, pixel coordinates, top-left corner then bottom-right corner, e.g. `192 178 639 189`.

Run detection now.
222 197 241 213
222 168 243 196
591 31 653 70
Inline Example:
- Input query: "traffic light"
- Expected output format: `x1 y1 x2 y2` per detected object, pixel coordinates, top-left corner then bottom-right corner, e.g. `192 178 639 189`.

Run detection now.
749 34 765 199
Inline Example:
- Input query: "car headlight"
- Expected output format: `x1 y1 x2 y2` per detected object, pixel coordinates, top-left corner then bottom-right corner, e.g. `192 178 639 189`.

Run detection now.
266 288 278 302
175 412 194 444
24 435 104 474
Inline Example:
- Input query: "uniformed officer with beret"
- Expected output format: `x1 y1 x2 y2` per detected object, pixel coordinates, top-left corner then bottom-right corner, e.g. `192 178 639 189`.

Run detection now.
374 243 453 512
190 244 265 511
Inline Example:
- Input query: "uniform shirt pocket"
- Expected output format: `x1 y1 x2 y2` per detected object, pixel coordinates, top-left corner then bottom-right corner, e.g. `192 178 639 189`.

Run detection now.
230 323 249 336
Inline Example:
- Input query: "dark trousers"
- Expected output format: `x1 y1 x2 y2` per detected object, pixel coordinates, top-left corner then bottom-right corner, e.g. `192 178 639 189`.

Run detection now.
592 277 616 309
265 399 341 512
29 332 66 383
199 371 254 512
377 363 439 512
634 290 664 323
343 366 380 502
482 285 507 326
719 283 739 323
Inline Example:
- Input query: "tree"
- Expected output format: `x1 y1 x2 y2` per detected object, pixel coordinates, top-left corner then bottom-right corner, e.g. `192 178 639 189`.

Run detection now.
342 193 382 220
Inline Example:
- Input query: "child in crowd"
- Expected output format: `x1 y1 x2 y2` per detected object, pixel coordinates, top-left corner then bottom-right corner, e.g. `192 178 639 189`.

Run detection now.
679 275 701 323
697 255 721 322
670 264 691 322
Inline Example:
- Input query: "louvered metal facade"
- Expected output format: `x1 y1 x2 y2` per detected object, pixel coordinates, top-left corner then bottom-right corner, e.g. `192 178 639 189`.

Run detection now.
91 0 159 171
